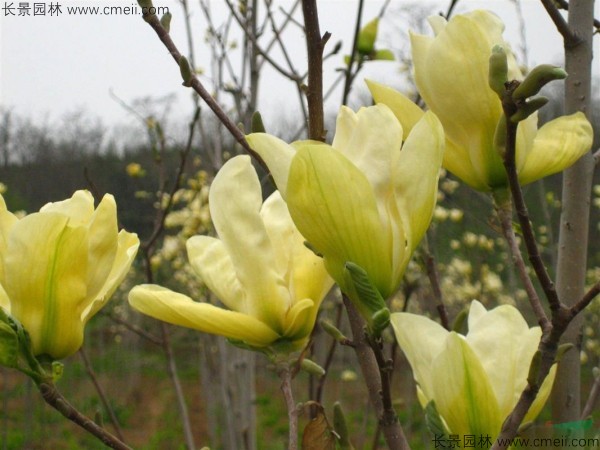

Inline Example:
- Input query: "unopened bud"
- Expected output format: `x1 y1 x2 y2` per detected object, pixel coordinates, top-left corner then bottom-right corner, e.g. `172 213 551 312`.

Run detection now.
488 45 508 98
512 64 567 100
301 358 326 377
179 56 193 87
510 96 549 123
160 12 172 33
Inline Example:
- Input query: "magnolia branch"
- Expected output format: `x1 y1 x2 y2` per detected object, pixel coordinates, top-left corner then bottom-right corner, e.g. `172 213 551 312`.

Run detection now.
494 199 550 330
139 10 266 168
301 0 330 141
343 296 410 450
502 118 561 312
539 0 579 45
280 367 299 450
38 382 132 450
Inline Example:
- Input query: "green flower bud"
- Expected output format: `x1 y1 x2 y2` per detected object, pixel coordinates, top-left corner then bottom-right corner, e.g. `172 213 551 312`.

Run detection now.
301 358 326 377
510 96 549 123
488 45 508 98
251 111 266 133
512 64 567 100
179 56 193 87
160 12 172 33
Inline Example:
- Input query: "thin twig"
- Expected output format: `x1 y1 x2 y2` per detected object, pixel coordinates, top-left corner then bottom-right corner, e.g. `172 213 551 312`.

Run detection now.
223 0 302 82
38 382 132 450
341 0 365 106
140 11 266 167
280 366 298 450
570 280 600 318
79 347 125 441
314 302 344 405
581 370 600 419
552 0 600 34
501 116 561 312
539 0 579 45
104 311 163 346
161 324 196 450
422 236 450 330
494 197 550 330
593 147 600 166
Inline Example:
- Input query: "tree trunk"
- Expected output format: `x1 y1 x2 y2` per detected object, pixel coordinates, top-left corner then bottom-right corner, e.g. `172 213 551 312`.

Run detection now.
551 0 595 423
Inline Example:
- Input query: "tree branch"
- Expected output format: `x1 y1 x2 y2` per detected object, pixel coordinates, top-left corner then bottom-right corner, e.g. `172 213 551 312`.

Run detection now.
343 296 410 450
501 116 561 312
280 366 298 450
301 0 329 141
539 0 579 45
494 196 550 330
38 382 132 450
140 10 266 167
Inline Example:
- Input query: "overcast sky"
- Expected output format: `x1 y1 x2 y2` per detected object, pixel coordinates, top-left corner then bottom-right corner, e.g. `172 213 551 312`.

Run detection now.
1 0 599 137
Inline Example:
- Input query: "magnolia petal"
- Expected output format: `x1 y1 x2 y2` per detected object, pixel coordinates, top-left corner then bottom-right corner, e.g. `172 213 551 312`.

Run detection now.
129 285 280 347
40 190 95 225
5 212 88 358
411 12 505 189
391 312 448 400
287 145 391 296
82 230 139 321
332 105 402 197
394 111 445 258
282 297 315 340
186 235 245 313
432 333 502 438
260 192 334 304
365 80 425 140
0 196 17 284
0 282 10 313
523 363 557 423
245 133 296 199
443 139 490 192
85 194 119 303
467 300 487 331
467 303 540 417
209 156 290 330
518 112 593 185
331 105 403 235
515 113 539 173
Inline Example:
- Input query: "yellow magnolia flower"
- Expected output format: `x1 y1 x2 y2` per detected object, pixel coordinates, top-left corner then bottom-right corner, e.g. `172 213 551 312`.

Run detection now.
391 301 556 441
246 103 445 306
129 155 333 354
369 10 593 192
0 191 139 359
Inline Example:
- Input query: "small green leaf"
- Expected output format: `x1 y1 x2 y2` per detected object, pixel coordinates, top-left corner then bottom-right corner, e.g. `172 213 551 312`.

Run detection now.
373 49 395 61
343 262 389 335
251 111 266 133
0 320 18 368
357 18 378 55
333 402 354 449
424 400 447 437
